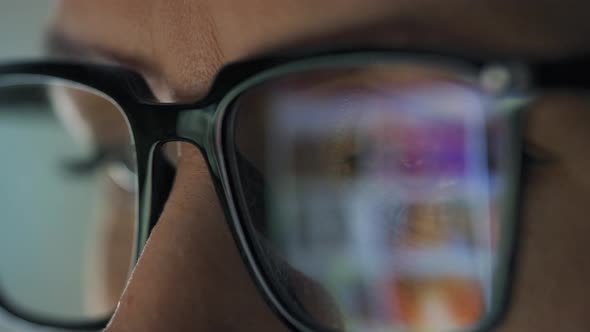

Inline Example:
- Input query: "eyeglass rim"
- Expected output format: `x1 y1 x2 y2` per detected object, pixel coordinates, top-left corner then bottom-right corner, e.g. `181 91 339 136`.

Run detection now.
212 54 526 332
0 46 586 331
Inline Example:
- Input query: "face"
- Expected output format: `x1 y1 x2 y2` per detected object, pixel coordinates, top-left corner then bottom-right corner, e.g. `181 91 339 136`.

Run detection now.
45 1 590 331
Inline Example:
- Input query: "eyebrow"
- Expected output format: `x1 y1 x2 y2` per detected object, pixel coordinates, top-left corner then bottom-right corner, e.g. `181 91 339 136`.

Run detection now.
46 15 427 68
45 21 590 93
46 30 156 76
46 31 115 61
46 31 87 58
43 20 424 98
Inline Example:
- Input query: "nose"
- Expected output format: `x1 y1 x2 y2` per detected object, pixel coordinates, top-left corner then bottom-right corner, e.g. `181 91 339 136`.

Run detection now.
104 144 290 331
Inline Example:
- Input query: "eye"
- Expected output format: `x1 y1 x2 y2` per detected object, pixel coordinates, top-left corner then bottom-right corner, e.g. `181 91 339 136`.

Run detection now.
521 140 557 166
62 145 137 192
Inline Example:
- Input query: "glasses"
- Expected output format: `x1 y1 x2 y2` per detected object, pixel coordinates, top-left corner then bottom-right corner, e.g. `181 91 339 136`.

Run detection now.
0 49 588 332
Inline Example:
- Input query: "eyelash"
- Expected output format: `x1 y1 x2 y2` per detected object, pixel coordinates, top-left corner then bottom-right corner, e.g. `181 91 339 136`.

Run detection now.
63 146 136 173
61 146 137 191
521 141 556 166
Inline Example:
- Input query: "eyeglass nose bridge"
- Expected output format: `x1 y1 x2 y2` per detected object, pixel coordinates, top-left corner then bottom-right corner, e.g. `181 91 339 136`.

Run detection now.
176 104 221 176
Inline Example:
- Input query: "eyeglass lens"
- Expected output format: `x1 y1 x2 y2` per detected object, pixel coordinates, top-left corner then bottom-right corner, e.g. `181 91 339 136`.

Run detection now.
0 80 137 323
228 62 520 332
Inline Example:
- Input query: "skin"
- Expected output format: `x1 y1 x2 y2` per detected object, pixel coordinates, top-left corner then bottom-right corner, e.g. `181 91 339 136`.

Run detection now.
47 0 590 331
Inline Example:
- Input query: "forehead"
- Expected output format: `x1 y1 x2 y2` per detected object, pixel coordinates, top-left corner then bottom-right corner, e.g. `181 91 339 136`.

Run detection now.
54 0 590 99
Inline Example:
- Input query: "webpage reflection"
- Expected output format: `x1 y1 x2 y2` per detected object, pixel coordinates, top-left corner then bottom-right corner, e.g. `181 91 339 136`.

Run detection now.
263 86 502 331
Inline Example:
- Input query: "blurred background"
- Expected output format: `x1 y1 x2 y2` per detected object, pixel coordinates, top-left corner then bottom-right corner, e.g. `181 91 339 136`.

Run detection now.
0 2 59 332
0 1 51 61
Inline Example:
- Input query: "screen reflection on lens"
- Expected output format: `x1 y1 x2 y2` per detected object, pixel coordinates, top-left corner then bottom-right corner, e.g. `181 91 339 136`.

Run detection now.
230 62 517 332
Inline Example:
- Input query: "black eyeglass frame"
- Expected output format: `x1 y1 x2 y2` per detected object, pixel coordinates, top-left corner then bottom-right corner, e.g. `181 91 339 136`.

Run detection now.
0 48 589 332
